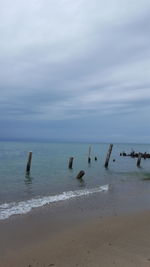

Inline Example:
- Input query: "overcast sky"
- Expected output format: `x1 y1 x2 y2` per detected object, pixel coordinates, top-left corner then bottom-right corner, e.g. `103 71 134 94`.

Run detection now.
0 0 150 143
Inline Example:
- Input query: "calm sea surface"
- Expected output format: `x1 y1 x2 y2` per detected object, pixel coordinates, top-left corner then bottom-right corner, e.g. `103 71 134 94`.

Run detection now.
0 141 150 219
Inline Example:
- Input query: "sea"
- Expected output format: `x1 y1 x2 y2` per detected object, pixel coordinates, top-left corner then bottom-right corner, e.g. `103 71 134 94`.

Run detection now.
0 141 150 220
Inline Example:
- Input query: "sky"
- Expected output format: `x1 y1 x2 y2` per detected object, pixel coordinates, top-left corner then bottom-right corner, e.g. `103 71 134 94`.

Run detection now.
0 0 150 143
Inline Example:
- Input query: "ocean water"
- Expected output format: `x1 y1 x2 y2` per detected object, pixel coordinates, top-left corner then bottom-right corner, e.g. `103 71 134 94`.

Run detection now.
0 141 150 220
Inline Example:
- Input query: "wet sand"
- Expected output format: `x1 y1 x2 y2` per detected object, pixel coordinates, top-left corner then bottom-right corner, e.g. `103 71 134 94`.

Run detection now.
0 211 150 267
0 205 150 267
1 181 150 267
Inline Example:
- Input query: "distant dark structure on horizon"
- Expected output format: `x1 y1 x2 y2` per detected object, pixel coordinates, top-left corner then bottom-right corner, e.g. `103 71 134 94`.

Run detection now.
120 151 150 159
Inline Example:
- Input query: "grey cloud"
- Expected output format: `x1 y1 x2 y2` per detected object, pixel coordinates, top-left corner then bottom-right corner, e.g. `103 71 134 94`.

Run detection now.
0 0 150 141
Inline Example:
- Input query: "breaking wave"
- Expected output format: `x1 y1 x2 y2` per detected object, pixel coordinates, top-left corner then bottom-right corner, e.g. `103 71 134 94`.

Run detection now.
0 184 109 220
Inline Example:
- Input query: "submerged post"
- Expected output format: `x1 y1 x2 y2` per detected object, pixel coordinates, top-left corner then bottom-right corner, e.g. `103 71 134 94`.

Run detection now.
26 151 32 174
137 153 142 167
88 146 91 164
68 157 74 169
76 170 85 179
104 144 113 168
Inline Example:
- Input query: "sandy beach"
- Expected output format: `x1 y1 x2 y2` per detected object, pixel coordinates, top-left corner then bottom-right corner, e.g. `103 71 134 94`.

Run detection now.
1 161 150 267
0 206 150 267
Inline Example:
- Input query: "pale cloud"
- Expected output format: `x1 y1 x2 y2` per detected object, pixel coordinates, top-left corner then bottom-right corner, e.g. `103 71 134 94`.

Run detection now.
0 0 150 141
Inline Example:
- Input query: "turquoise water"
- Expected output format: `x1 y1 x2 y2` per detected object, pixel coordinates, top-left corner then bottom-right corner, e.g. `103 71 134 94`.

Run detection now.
0 141 150 219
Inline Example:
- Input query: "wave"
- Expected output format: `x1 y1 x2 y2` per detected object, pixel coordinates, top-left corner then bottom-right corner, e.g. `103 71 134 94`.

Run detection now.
0 184 109 220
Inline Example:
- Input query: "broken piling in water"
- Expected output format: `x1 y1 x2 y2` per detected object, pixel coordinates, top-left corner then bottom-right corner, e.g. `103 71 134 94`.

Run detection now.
68 157 74 169
76 170 85 179
26 151 32 175
137 153 142 167
104 144 113 168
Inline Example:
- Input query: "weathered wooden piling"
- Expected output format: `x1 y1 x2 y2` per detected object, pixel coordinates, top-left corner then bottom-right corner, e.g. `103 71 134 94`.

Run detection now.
88 146 91 164
76 170 85 179
26 151 32 174
104 144 113 168
88 157 91 164
68 157 74 169
137 153 142 167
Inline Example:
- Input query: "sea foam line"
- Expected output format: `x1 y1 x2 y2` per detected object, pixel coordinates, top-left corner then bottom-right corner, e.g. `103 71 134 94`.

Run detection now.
0 184 109 220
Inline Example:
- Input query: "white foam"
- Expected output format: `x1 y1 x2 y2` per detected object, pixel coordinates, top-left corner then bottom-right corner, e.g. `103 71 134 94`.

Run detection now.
0 184 109 220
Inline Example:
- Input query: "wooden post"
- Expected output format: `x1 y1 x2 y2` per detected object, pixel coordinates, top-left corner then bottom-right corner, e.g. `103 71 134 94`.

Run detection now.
76 170 85 179
88 157 91 164
88 146 91 164
68 157 74 169
104 144 113 168
26 151 32 174
137 153 142 167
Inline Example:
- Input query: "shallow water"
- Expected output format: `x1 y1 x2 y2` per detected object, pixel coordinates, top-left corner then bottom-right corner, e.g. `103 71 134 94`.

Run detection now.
0 141 150 219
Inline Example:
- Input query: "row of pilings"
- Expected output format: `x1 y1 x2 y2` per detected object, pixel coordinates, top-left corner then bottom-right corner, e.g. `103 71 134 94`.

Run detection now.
25 144 145 180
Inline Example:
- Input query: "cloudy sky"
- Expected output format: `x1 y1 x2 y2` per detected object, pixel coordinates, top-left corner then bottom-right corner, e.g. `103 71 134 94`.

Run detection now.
0 0 150 143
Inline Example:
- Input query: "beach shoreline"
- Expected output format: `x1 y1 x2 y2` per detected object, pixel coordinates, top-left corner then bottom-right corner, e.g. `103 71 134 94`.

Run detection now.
0 208 150 267
1 187 150 267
